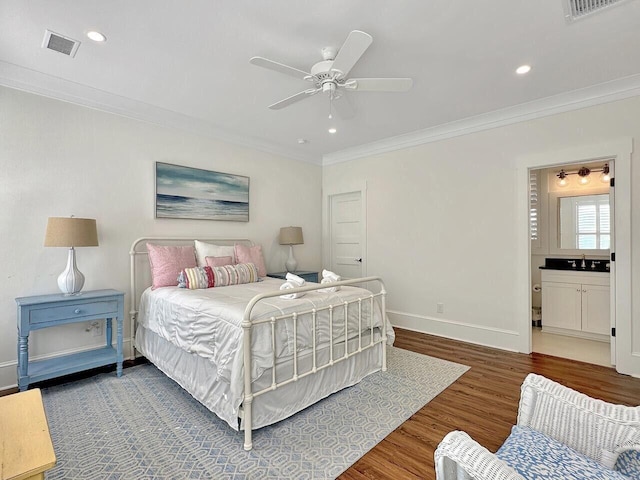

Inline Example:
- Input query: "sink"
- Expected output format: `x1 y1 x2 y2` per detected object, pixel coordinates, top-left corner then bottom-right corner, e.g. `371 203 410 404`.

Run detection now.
539 257 610 272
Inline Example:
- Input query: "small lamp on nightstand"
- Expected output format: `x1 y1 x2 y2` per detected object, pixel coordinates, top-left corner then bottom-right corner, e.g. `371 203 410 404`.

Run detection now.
44 216 99 295
279 226 303 272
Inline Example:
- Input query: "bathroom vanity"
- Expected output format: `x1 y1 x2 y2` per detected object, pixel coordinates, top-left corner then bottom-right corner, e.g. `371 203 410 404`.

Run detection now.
540 259 610 342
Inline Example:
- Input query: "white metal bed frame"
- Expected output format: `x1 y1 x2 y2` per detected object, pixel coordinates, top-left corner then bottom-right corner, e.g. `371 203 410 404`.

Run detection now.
129 237 388 450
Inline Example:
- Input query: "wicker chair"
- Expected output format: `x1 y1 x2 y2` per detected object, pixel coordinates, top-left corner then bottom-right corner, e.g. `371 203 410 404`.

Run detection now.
434 373 640 480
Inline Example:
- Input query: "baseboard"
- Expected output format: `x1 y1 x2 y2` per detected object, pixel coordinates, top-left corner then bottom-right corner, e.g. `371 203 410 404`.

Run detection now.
388 310 521 353
0 338 133 391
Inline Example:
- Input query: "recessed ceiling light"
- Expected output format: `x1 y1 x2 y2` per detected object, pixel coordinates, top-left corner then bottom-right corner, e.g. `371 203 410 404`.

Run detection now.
87 31 106 42
516 64 531 75
328 127 337 134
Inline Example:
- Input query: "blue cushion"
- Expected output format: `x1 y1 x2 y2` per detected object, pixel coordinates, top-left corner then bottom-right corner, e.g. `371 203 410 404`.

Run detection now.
615 450 640 478
496 426 630 480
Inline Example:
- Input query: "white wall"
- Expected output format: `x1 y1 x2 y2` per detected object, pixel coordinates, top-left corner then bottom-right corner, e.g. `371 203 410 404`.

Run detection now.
0 86 322 389
323 95 640 358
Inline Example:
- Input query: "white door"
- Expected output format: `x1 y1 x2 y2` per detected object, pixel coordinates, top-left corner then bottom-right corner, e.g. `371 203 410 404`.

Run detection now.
329 191 364 280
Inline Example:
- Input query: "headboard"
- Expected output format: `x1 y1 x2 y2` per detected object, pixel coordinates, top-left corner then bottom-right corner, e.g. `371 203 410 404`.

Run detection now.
129 237 254 351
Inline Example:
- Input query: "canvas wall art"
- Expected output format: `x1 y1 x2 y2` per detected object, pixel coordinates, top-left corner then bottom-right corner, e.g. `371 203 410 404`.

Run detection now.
155 162 249 221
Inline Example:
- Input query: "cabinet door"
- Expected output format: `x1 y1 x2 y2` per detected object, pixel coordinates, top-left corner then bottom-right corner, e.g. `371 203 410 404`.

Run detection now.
582 284 610 335
542 282 582 331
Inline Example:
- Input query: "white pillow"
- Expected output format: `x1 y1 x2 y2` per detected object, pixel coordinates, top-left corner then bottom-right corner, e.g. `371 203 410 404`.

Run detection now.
194 240 236 267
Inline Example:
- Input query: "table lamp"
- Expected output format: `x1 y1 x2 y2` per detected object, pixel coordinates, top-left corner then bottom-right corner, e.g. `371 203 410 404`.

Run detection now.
44 216 99 295
279 226 303 272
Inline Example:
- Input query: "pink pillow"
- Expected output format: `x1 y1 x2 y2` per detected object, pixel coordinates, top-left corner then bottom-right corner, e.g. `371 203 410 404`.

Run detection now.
205 256 234 267
147 243 197 289
234 244 267 277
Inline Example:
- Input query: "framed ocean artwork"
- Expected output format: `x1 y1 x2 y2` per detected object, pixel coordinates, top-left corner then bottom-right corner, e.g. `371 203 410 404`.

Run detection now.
155 162 249 221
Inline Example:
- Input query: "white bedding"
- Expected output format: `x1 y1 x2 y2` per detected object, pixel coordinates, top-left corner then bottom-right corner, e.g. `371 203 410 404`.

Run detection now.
136 277 394 429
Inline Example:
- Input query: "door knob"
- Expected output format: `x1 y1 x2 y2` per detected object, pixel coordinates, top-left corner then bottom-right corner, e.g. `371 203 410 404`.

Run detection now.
355 258 362 263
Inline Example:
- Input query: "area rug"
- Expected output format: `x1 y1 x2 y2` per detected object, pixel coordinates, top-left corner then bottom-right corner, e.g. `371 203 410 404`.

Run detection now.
42 346 468 479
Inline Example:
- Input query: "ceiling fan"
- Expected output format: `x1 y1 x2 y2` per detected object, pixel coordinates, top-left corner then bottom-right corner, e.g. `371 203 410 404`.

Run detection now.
249 30 413 118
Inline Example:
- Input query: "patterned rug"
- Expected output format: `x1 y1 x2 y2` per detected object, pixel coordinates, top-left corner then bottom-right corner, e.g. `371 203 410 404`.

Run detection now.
42 346 468 479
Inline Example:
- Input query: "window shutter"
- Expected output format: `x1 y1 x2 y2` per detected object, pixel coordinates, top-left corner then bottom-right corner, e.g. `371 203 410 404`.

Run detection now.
530 171 539 242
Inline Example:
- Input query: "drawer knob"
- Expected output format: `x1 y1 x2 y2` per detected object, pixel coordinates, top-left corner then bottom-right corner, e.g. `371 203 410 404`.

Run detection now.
74 309 81 314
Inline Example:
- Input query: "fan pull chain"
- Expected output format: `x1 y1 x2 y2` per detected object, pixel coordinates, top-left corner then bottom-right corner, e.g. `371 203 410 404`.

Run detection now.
328 91 333 119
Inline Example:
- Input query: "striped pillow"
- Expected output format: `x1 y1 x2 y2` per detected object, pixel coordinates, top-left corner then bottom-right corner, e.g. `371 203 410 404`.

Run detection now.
178 263 259 289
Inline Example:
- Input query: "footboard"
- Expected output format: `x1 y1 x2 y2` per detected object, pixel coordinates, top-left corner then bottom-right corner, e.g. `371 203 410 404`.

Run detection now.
241 277 388 451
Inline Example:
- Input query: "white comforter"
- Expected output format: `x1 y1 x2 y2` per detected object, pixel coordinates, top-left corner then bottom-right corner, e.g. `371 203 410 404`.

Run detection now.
137 278 393 402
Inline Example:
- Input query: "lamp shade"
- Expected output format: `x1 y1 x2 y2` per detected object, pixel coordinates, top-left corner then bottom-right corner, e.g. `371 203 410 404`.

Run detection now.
279 226 303 245
44 217 99 247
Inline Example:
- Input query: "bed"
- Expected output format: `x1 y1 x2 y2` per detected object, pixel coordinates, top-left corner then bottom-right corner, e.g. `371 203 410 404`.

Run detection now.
129 237 393 450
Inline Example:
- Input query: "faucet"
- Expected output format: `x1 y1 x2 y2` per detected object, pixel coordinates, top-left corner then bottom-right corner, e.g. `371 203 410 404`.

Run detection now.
581 254 586 269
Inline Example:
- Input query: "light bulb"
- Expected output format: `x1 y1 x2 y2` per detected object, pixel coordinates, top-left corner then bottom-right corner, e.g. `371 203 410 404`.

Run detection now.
577 167 591 185
328 127 337 134
600 164 610 184
516 65 531 75
556 170 568 187
87 31 106 42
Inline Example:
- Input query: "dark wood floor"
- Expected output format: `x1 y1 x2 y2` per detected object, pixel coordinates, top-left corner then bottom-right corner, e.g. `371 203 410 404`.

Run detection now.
340 328 640 480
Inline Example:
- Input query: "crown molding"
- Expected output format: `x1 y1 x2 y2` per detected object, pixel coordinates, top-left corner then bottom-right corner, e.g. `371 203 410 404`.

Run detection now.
322 73 640 166
0 60 322 165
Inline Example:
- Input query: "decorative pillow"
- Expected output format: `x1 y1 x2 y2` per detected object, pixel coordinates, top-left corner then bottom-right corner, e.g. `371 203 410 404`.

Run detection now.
615 449 640 478
496 426 629 480
178 263 259 289
147 243 196 289
194 240 236 267
234 244 267 277
205 255 234 268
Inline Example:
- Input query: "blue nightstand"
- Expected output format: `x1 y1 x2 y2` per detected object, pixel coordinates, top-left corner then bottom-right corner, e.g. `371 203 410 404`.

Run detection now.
16 289 124 391
267 271 319 283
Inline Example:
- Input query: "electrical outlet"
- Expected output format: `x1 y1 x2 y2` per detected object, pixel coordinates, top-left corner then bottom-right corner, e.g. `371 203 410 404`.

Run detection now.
436 303 444 314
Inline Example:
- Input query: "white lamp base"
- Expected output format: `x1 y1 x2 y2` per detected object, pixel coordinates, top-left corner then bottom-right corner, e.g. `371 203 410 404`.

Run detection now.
285 245 298 272
57 247 85 295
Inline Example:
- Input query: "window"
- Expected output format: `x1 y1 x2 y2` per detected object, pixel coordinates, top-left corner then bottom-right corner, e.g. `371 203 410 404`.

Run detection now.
576 197 610 249
558 193 610 250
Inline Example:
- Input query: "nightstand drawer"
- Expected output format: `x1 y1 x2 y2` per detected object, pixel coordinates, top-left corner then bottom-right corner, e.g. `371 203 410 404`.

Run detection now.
30 300 119 324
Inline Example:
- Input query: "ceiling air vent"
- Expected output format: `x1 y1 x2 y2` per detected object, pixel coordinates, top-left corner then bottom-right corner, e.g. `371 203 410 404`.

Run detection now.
564 0 633 21
42 30 80 57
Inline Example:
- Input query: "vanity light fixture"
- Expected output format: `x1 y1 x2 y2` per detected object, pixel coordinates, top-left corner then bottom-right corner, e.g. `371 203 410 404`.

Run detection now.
556 163 611 187
87 31 106 42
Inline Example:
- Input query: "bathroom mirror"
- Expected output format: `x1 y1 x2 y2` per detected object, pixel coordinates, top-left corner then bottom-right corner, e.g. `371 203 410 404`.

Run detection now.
551 193 610 253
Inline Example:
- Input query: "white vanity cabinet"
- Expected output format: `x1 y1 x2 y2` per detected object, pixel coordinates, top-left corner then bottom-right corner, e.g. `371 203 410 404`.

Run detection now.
541 270 610 342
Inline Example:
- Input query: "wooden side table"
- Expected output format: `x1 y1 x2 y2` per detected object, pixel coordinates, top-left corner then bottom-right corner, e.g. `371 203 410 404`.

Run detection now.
16 289 125 391
0 389 56 480
267 271 319 283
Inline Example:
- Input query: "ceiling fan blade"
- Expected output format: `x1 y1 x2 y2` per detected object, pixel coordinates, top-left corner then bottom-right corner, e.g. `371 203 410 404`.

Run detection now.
345 78 413 92
330 30 373 78
268 89 319 110
250 56 311 81
332 94 355 119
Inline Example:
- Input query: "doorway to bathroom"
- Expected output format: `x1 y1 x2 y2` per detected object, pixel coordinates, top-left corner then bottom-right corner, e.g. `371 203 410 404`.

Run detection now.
529 159 613 367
